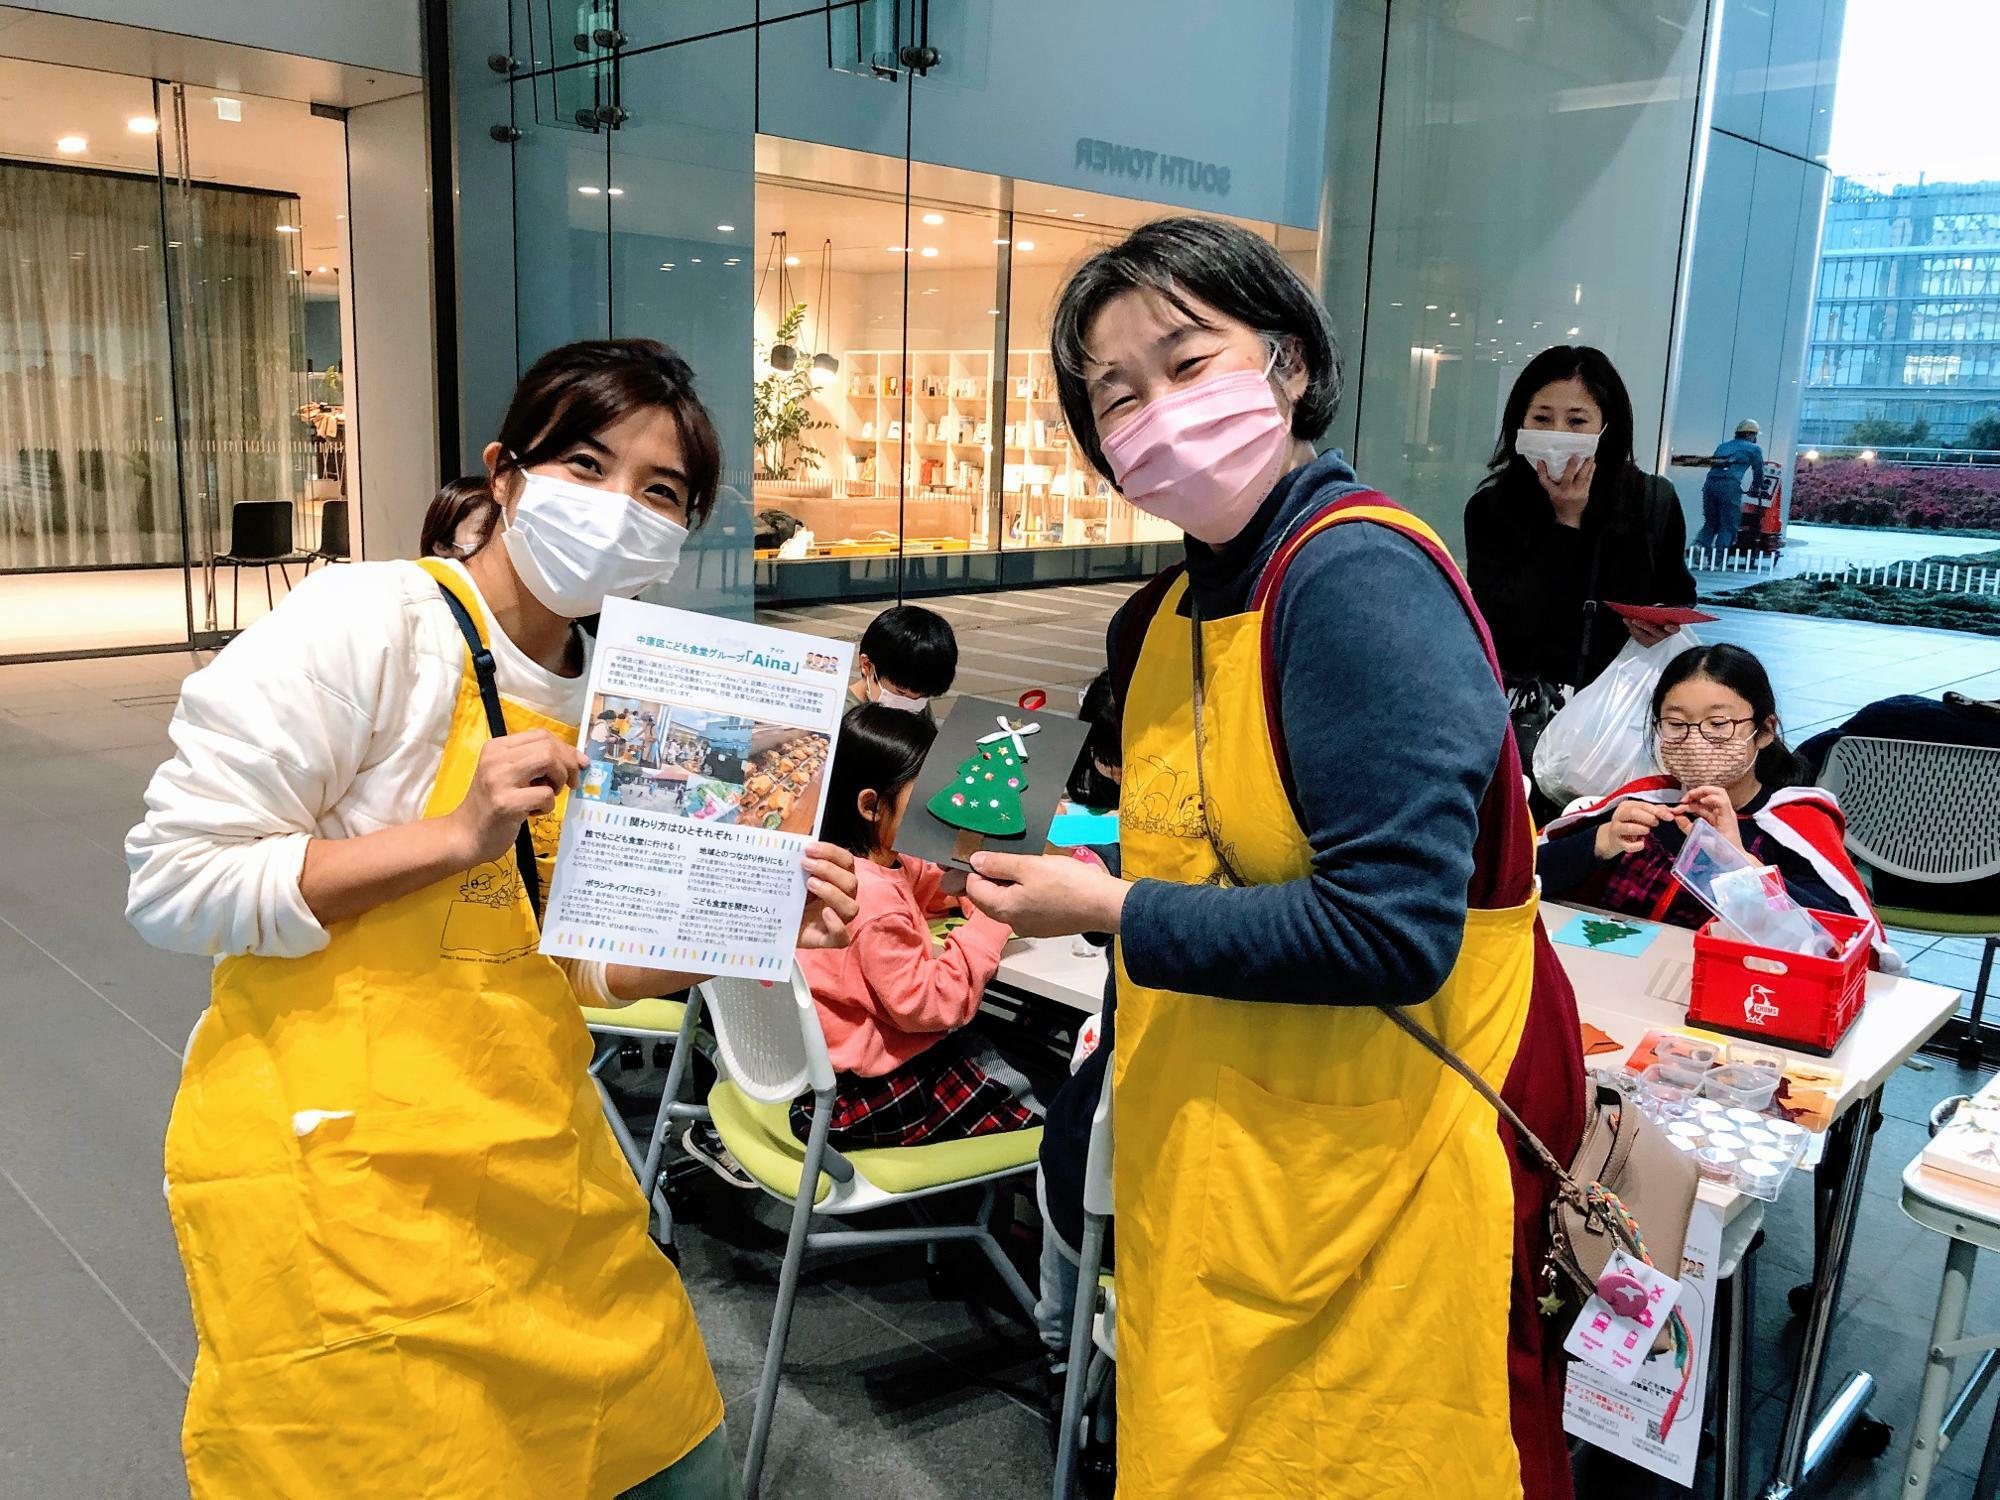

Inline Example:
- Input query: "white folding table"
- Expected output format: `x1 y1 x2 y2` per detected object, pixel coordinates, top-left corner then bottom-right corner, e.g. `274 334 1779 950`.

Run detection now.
1901 1155 2000 1497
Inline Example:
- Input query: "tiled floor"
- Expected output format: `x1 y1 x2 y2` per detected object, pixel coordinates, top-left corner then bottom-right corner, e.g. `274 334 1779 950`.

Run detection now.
1 578 1996 1498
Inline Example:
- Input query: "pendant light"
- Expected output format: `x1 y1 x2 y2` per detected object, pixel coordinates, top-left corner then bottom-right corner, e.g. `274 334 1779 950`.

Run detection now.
756 230 800 371
809 238 840 385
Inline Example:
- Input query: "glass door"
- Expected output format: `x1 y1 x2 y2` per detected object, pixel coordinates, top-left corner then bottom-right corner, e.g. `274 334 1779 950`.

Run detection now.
156 80 313 647
0 60 190 660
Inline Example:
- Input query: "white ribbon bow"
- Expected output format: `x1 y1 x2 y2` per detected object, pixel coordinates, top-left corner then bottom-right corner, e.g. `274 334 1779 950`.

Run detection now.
976 715 1040 759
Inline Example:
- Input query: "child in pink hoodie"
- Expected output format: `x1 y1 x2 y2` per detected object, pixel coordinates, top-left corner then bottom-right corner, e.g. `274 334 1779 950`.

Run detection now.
793 703 1041 1149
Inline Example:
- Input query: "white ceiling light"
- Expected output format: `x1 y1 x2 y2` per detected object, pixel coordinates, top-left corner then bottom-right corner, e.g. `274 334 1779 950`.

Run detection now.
606 186 624 197
577 185 602 196
993 237 1010 245
988 308 1001 315
783 254 800 266
315 265 328 273
1015 240 1034 251
56 135 86 154
213 97 242 122
276 224 299 234
1567 326 1580 337
919 246 938 258
921 212 944 226
886 244 908 253
691 258 702 264
127 116 157 135
1071 211 1085 218
716 223 735 232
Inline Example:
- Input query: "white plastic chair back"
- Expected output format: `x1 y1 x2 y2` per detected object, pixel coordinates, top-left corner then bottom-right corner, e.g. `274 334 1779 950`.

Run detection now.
700 963 835 1104
1817 737 2000 886
1081 1073 1113 1218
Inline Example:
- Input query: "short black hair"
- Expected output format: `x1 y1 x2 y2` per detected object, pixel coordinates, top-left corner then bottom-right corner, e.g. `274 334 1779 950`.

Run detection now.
859 605 958 698
821 702 938 856
1050 216 1342 484
493 338 724 528
1066 670 1123 810
1487 344 1637 485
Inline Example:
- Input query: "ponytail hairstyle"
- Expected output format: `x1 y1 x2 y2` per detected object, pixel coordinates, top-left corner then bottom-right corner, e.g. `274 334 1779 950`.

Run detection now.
420 476 499 559
1649 644 1805 789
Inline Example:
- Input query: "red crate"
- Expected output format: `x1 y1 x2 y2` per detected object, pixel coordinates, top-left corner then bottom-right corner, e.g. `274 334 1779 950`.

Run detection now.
1686 909 1873 1056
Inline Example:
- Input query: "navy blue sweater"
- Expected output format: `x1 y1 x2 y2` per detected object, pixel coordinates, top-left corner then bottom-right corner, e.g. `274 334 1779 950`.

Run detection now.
1113 452 1508 1006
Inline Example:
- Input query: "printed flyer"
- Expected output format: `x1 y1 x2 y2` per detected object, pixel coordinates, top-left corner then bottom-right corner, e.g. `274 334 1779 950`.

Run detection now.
538 596 853 978
1563 1202 1723 1485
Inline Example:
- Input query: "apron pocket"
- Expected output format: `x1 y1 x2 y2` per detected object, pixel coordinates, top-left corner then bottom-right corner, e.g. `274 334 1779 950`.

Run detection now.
170 1173 323 1363
1197 1066 1410 1310
293 1107 493 1346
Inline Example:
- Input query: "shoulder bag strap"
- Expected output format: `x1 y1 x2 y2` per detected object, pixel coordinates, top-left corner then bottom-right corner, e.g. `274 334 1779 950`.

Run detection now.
1184 616 1576 1192
435 581 543 922
1575 522 1607 690
1187 582 1578 1195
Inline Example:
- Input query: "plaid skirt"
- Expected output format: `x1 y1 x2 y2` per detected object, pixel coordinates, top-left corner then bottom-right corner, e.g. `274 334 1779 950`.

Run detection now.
790 1031 1040 1149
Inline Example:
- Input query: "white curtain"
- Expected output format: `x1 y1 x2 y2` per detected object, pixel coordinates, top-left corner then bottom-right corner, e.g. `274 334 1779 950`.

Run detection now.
0 160 303 570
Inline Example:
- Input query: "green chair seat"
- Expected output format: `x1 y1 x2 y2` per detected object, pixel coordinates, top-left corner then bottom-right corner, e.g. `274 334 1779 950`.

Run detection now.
580 995 688 1033
707 1079 1042 1206
1876 907 2000 939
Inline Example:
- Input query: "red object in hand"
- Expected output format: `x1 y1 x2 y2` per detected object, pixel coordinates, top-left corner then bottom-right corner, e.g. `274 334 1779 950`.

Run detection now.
1018 689 1047 711
1604 601 1717 627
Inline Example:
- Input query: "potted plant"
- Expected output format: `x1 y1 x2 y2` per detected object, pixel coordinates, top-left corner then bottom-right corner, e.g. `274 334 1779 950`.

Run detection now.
753 303 827 480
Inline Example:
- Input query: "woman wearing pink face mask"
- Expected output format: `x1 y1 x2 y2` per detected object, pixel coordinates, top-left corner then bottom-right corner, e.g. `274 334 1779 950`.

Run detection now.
964 219 1585 1497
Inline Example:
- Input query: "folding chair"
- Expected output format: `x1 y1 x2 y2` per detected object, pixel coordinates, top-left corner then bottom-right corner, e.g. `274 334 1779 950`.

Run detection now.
1053 1076 1113 1500
582 994 709 1245
699 965 1043 1499
1818 737 2000 1064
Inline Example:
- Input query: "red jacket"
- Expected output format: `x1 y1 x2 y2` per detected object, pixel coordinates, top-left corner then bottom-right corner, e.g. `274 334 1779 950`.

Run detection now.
797 854 1010 1077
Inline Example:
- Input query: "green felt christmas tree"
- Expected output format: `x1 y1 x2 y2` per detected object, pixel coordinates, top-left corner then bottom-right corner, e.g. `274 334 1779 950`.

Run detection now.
927 717 1037 856
1581 916 1641 949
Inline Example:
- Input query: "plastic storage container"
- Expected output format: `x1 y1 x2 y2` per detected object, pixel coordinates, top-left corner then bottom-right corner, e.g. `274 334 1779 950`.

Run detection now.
1686 909 1874 1055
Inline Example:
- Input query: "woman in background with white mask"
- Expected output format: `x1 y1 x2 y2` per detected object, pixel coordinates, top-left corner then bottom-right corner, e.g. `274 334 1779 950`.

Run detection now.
127 339 858 1499
1464 344 1697 692
961 219 1585 1498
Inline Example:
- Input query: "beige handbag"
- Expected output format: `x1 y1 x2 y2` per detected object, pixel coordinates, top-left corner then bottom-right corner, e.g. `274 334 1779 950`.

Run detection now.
1380 1007 1698 1352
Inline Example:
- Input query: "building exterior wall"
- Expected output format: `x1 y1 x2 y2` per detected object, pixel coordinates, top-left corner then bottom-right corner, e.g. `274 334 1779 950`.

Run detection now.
1799 178 2000 447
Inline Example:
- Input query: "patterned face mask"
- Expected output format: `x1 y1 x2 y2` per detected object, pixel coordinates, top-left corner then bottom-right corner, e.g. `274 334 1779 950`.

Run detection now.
1657 733 1758 789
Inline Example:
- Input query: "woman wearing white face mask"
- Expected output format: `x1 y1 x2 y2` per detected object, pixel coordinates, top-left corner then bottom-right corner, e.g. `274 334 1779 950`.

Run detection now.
1464 345 1697 692
960 219 1586 1498
126 339 859 1499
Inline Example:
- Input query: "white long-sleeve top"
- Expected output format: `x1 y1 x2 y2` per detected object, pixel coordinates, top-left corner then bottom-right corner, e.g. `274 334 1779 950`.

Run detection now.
125 558 614 1002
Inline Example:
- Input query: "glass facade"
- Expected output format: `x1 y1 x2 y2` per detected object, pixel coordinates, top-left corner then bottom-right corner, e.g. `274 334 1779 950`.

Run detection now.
0 58 350 659
453 0 1330 612
1799 178 2000 447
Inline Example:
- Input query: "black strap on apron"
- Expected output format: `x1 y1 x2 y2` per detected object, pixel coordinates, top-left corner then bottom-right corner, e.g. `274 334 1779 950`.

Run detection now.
435 581 543 921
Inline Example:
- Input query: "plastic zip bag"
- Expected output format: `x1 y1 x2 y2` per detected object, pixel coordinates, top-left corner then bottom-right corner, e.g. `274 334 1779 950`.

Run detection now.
1531 630 1702 803
1670 817 1839 958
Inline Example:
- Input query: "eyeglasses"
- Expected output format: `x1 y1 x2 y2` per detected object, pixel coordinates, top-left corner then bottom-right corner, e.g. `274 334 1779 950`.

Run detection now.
1657 716 1757 745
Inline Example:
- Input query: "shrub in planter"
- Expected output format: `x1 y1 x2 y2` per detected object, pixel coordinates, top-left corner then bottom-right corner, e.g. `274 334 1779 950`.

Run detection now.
1792 459 2000 531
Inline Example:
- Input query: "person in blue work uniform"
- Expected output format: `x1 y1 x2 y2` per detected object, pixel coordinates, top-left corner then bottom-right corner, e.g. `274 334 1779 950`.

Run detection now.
1695 416 1765 554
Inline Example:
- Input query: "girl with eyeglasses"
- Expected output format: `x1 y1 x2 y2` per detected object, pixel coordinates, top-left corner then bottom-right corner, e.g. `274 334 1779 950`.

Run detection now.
1539 643 1897 963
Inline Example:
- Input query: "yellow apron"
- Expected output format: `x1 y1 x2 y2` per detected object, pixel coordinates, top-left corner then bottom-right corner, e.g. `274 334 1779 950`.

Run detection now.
1113 505 1540 1497
163 559 721 1498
